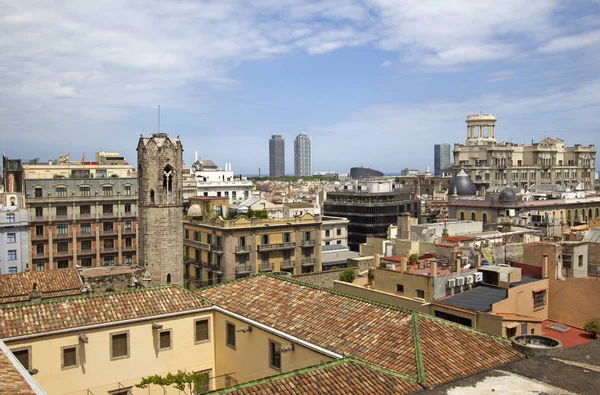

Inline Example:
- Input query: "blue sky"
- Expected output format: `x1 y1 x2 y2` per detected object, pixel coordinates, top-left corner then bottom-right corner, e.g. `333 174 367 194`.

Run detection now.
1 0 600 174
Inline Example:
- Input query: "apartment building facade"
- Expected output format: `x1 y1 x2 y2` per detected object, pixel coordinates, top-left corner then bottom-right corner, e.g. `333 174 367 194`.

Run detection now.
184 214 322 289
0 207 29 273
453 114 596 192
24 178 138 270
189 158 253 204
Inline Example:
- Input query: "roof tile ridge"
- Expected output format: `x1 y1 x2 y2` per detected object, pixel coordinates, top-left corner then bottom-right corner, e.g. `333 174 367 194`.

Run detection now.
411 314 426 387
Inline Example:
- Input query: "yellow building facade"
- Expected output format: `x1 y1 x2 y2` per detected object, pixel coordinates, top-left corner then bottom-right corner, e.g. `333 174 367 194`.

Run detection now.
184 214 322 289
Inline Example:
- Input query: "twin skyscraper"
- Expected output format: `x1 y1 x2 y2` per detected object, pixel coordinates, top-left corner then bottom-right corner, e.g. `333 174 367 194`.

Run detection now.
269 132 312 177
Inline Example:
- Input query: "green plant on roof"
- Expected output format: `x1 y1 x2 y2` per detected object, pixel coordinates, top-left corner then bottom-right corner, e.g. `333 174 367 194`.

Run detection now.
409 253 419 262
584 317 600 339
339 269 356 283
136 370 209 395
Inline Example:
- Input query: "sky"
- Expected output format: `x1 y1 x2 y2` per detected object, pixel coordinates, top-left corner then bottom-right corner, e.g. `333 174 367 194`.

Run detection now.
1 0 600 175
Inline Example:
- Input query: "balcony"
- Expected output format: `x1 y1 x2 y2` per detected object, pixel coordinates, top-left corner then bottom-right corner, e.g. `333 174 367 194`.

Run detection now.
301 239 316 247
234 245 251 254
123 244 135 251
101 229 116 236
33 233 47 240
280 260 295 269
55 249 72 257
211 244 224 254
54 214 71 220
34 251 48 258
79 212 92 219
79 248 95 256
78 231 95 238
101 247 116 253
184 258 201 268
236 264 252 275
122 228 134 234
102 212 115 218
206 263 223 274
183 239 210 251
259 262 274 272
301 259 316 267
53 232 71 240
257 242 296 252
32 215 49 222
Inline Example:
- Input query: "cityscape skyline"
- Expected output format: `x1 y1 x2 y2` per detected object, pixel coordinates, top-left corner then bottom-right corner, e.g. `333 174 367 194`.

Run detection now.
1 2 599 174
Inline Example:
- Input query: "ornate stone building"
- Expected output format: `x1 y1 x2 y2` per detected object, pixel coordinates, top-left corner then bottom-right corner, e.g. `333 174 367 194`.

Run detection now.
137 133 184 286
453 114 596 193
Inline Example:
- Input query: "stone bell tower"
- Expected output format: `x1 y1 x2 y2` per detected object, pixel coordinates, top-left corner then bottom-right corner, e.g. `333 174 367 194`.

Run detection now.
137 133 184 286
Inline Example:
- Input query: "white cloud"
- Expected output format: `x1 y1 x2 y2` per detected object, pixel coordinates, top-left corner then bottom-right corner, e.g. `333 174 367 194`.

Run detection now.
539 30 600 53
488 70 515 83
379 60 392 68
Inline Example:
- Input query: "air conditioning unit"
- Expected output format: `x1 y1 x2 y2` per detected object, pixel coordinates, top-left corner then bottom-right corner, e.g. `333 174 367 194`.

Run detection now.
447 279 456 288
474 272 483 282
456 277 465 286
386 264 396 270
465 275 474 285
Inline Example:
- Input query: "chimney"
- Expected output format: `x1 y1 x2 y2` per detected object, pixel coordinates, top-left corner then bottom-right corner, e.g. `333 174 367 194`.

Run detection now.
476 253 481 268
542 254 548 279
28 282 41 302
431 261 437 278
401 257 408 273
456 258 461 274
398 212 411 240
374 254 381 268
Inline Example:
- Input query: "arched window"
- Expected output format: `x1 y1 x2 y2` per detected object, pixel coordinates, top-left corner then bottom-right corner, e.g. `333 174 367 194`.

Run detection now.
567 210 571 220
589 209 593 220
471 212 476 221
596 208 599 218
482 213 488 225
574 209 579 220
460 212 465 221
163 165 174 192
150 189 155 204
166 273 171 284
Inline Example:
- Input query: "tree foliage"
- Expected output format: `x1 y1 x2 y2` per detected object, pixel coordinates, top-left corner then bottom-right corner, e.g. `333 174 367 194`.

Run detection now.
584 317 600 338
339 269 356 283
409 253 419 262
136 370 209 395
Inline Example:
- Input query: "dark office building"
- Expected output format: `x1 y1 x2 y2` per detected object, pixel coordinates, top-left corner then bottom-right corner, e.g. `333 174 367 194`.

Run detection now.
434 144 452 176
324 190 420 251
269 135 285 177
350 167 384 179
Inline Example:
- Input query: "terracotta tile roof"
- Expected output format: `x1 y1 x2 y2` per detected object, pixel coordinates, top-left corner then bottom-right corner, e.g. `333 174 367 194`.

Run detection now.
214 359 423 395
0 286 211 339
200 275 523 388
0 269 82 304
0 341 37 394
445 235 475 242
382 254 407 263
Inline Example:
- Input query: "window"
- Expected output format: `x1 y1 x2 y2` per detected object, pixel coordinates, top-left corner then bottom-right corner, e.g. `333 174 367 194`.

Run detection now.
103 222 114 232
8 267 17 274
578 255 584 267
62 346 78 369
104 238 114 249
79 186 91 196
35 207 43 218
238 236 246 248
80 223 91 234
6 233 16 243
80 205 91 216
7 250 17 261
261 234 269 245
226 322 236 349
533 290 546 308
396 284 404 293
215 235 222 247
325 230 330 237
124 203 131 214
416 289 425 299
34 187 43 198
124 185 132 195
57 260 69 269
102 186 113 196
125 255 132 265
11 347 30 370
36 262 45 271
304 231 311 241
283 233 291 243
206 234 212 244
104 256 115 266
6 213 15 223
337 240 342 244
224 191 229 197
110 331 129 360
81 258 92 267
125 220 132 230
216 191 221 197
81 240 92 251
103 204 113 215
57 224 68 235
194 369 211 393
108 387 133 395
195 319 209 343
506 326 517 338
159 330 172 350
337 229 342 236
269 340 281 370
125 237 132 248
56 187 67 197
232 191 237 199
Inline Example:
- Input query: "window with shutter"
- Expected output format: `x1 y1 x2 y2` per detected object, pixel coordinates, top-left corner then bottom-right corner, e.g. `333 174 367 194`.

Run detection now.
111 332 129 359
62 346 77 368
159 330 172 350
11 348 30 370
195 319 209 343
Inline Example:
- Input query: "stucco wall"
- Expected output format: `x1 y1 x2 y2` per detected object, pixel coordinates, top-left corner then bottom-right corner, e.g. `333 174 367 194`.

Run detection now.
374 268 432 302
333 281 428 313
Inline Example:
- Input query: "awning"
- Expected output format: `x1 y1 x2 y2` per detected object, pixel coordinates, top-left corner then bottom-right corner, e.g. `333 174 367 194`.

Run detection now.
533 288 547 293
504 322 519 329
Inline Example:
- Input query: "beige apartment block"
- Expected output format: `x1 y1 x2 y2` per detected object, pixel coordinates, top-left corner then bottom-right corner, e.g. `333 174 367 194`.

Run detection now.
453 114 596 192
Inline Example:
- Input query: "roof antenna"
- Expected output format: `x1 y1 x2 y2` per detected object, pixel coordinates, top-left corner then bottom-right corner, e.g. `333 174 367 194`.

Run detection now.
158 105 161 133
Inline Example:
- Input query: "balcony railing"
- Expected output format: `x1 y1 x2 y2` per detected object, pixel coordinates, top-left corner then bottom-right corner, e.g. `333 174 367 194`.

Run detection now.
78 230 94 237
184 239 210 251
102 247 116 253
234 245 251 254
79 212 92 218
34 234 47 240
102 212 114 217
206 263 223 274
301 259 316 266
301 239 316 247
236 264 252 275
257 242 296 252
123 245 135 251
259 262 274 272
34 251 48 258
211 244 224 253
79 248 95 255
102 229 116 235
122 228 134 234
53 232 71 239
184 258 201 267
55 250 72 256
54 214 70 220
280 260 294 269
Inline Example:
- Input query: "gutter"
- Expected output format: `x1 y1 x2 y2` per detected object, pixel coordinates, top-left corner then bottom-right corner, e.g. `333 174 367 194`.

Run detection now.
213 306 343 360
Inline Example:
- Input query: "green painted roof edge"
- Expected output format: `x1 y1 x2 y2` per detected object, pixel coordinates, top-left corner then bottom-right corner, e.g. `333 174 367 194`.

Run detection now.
203 357 419 395
411 314 426 385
